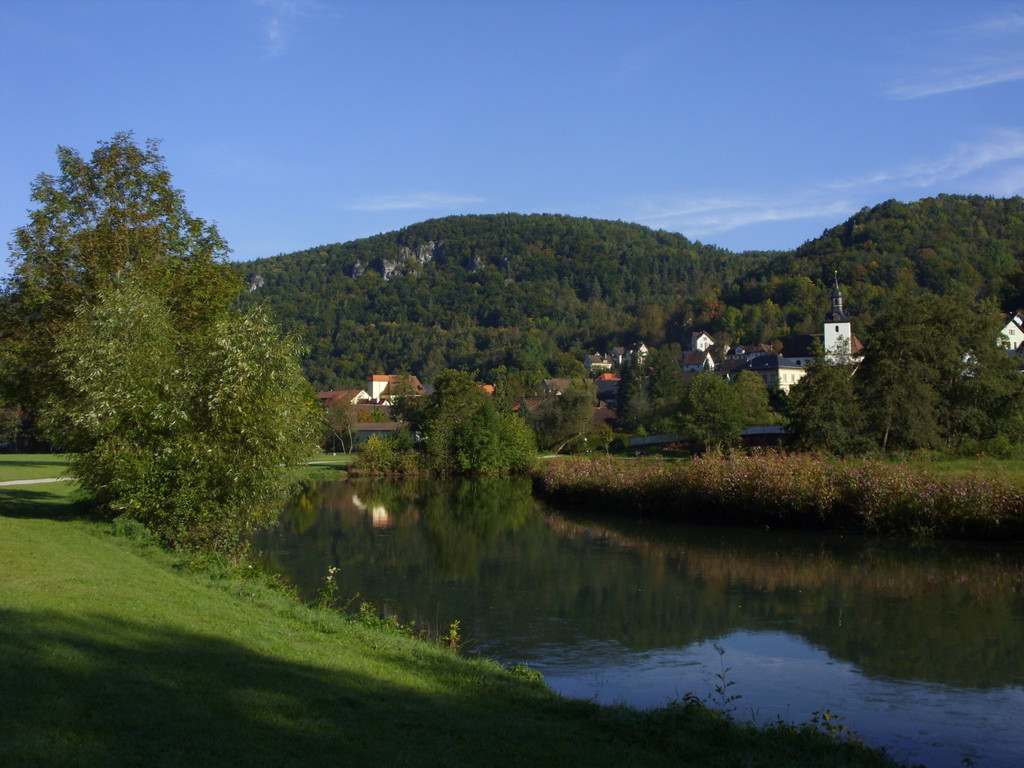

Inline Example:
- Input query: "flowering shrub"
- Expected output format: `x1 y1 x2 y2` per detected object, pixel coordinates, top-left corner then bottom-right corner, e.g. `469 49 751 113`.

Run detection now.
535 453 1024 541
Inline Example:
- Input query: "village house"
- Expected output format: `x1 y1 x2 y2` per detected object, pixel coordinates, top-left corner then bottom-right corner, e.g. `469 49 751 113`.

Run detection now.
583 353 614 373
582 343 648 373
352 421 403 445
541 378 573 396
691 331 715 353
367 374 428 405
727 343 775 361
608 343 648 367
594 372 621 405
744 354 808 393
316 388 370 406
999 311 1024 352
682 348 715 373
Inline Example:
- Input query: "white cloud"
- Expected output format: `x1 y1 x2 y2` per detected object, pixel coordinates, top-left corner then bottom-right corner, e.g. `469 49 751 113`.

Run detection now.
253 0 320 57
836 129 1024 189
347 192 485 212
633 129 1024 242
633 196 853 240
963 11 1024 36
887 11 1024 99
888 62 1024 100
980 164 1024 197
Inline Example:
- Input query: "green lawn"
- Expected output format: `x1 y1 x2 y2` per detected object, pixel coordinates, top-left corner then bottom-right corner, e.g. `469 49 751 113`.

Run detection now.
892 454 1024 485
0 452 354 485
310 451 358 466
0 453 71 482
0 475 904 768
299 451 357 481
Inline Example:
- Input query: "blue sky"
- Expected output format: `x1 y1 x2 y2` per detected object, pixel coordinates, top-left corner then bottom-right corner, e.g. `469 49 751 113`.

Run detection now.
3 1 1024 279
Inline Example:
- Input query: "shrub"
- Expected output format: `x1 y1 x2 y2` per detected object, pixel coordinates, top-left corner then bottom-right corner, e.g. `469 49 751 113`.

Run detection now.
534 453 1024 541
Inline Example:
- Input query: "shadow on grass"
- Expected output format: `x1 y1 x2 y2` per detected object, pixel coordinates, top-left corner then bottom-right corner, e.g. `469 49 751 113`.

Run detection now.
0 456 69 472
0 486 93 521
0 608 642 768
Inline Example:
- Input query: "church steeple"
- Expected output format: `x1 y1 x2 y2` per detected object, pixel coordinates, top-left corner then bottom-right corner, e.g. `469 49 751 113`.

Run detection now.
826 271 850 323
823 273 853 360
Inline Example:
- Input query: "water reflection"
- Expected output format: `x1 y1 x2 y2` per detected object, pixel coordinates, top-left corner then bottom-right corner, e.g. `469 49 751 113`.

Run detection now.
254 478 1024 768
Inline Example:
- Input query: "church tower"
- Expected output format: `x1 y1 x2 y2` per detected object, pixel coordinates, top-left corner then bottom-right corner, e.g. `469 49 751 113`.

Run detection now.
823 273 852 360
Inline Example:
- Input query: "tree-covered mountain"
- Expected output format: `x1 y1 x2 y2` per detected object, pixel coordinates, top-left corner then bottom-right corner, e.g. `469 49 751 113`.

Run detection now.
234 197 1024 389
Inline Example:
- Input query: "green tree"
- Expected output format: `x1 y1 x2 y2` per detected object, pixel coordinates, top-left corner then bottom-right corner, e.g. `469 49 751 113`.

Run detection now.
3 135 318 552
1 132 237 409
644 345 684 433
527 379 596 453
0 406 22 449
855 291 1024 452
676 373 745 451
786 355 868 454
405 370 535 475
323 397 357 453
732 369 779 427
616 350 651 431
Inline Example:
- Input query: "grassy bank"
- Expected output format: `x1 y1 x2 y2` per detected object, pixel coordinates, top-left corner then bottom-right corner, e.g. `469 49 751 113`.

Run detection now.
0 474 905 767
536 452 1024 541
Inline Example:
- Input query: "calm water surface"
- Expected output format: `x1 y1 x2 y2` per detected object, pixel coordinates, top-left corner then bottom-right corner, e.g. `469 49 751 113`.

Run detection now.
253 477 1024 768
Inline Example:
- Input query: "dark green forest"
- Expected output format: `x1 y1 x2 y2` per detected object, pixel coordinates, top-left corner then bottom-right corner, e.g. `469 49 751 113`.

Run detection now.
233 195 1024 389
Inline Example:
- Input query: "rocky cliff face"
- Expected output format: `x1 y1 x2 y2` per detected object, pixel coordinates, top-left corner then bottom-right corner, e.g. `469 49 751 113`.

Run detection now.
376 240 445 280
399 240 440 265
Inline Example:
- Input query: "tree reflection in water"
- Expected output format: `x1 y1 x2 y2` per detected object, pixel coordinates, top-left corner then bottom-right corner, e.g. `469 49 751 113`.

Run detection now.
255 477 1024 766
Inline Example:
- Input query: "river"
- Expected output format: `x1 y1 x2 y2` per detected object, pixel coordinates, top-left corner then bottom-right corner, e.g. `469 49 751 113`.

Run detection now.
253 476 1024 768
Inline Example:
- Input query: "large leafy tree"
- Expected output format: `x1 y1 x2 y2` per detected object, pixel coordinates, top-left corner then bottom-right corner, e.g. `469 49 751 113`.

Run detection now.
616 350 651 431
855 291 1024 452
732 369 779 427
399 370 535 475
323 397 358 453
2 133 237 407
646 344 685 432
676 373 745 452
527 378 596 453
786 353 868 454
2 134 318 552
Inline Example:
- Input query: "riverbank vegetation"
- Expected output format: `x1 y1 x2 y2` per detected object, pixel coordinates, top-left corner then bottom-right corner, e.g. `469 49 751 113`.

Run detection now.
535 452 1024 541
356 370 536 476
1 483 908 768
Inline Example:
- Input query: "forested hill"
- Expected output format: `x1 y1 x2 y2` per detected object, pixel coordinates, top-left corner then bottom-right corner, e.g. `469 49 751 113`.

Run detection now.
234 214 760 386
234 197 1024 389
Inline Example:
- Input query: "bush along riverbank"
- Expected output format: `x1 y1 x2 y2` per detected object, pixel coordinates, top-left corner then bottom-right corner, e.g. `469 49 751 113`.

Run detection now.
534 453 1024 541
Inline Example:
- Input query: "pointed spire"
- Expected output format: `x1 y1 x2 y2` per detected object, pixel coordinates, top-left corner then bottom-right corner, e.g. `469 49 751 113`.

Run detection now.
827 271 849 321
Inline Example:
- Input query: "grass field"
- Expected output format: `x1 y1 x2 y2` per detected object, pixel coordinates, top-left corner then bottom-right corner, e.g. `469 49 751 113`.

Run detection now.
0 453 71 482
890 453 1024 485
300 451 357 481
0 452 355 485
0 456 904 768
